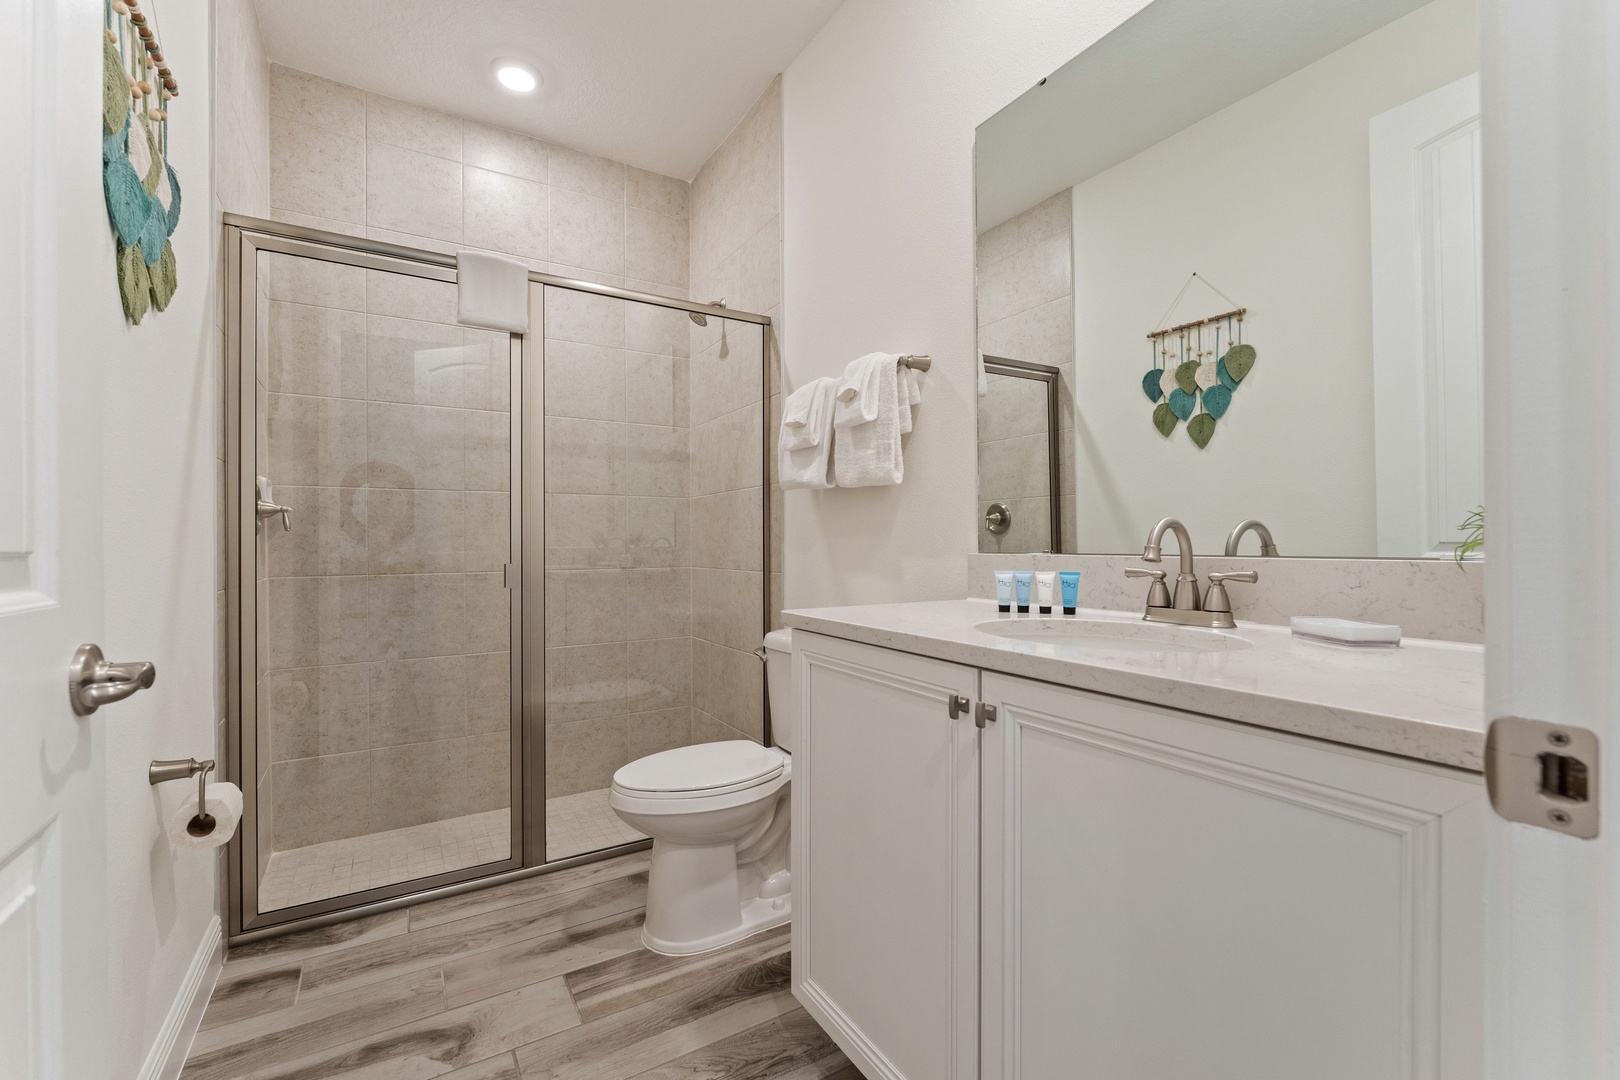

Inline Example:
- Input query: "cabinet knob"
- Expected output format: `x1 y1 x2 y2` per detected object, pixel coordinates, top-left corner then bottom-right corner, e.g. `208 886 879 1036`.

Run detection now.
947 694 971 719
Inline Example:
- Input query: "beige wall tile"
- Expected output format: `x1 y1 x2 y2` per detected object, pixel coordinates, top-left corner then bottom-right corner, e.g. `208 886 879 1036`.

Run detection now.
370 733 510 831
549 189 625 277
977 296 1074 370
267 573 372 670
548 570 627 646
464 122 549 183
265 486 367 578
545 643 626 724
366 93 463 160
625 302 691 359
626 167 689 219
465 573 512 656
366 314 468 408
463 410 511 492
544 417 619 495
367 401 466 490
364 488 467 575
549 145 625 202
269 114 365 225
370 655 470 746
270 65 365 136
543 289 625 349
265 664 372 760
692 568 763 653
617 424 686 497
625 568 691 639
543 340 624 422
264 253 367 311
625 209 689 290
273 751 372 847
366 269 457 323
461 329 512 413
546 717 626 798
367 142 463 243
688 403 761 497
624 496 687 568
976 230 1071 327
267 394 367 488
624 352 687 428
464 167 548 263
690 79 780 280
626 708 691 761
466 651 512 734
625 637 691 713
544 494 626 569
688 332 764 428
369 573 468 660
690 488 763 572
464 492 511 573
703 642 764 739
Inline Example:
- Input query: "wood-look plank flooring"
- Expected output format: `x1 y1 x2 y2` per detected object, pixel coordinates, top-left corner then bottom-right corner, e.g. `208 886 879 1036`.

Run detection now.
184 852 864 1080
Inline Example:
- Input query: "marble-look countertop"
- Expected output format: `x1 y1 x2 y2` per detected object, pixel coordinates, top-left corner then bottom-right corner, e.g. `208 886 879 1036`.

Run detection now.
783 599 1485 772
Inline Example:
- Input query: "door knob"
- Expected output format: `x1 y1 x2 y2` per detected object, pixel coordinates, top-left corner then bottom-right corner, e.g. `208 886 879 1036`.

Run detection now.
69 644 156 716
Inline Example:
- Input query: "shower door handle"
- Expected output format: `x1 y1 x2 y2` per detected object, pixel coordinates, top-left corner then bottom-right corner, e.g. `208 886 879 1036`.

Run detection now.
256 499 292 532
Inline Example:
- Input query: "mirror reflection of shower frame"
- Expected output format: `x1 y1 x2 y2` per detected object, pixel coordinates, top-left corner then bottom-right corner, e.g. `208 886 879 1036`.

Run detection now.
980 354 1063 552
222 214 772 945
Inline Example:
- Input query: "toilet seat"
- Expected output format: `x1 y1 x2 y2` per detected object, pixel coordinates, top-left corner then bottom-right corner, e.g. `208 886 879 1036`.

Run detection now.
612 741 787 800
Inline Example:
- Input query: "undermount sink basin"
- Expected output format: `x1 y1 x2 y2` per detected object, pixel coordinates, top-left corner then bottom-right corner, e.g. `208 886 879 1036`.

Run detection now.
974 618 1254 654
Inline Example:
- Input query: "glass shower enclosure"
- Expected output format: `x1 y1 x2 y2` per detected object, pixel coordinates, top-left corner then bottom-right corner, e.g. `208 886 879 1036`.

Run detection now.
223 216 769 941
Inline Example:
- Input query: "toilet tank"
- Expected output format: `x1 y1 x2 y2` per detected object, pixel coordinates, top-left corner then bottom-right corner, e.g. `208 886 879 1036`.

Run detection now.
763 629 796 754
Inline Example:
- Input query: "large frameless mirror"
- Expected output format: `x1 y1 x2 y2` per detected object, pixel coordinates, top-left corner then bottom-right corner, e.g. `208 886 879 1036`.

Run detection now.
974 0 1482 559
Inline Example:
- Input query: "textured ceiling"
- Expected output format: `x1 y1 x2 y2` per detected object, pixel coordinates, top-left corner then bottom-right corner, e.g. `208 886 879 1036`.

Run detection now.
253 0 844 179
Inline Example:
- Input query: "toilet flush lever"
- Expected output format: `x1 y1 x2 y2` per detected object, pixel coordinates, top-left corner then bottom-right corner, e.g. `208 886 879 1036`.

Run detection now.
947 694 971 720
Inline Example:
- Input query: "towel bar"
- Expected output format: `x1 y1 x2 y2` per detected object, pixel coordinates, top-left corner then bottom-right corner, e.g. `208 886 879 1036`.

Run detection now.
899 355 931 371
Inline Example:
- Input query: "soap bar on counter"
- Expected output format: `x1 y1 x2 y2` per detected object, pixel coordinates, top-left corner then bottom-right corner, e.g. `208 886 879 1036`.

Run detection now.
1290 616 1402 647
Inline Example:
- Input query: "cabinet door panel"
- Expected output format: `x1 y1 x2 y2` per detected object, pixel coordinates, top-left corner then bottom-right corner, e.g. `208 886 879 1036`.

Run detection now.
793 633 979 1080
981 672 1483 1080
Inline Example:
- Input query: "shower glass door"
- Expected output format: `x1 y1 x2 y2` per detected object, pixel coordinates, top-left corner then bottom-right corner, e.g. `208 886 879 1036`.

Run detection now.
236 235 521 925
535 283 767 861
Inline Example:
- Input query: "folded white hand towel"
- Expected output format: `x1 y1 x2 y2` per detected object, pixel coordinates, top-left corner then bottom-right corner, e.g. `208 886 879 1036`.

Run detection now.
781 376 834 452
898 364 922 434
779 377 838 489
834 353 905 487
456 251 529 333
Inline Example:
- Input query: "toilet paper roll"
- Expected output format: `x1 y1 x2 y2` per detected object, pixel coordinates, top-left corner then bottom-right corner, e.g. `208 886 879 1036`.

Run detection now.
167 782 243 850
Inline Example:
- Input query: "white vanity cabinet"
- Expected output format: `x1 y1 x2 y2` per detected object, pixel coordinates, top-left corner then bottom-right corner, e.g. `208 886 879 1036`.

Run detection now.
792 632 1486 1080
791 631 981 1080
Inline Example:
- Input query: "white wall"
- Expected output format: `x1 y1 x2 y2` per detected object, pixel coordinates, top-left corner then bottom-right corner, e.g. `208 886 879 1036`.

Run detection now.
100 0 226 1074
1068 0 1476 556
781 0 1156 608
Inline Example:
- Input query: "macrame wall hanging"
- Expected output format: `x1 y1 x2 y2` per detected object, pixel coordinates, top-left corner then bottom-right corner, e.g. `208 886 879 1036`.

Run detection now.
1140 273 1255 449
102 0 181 325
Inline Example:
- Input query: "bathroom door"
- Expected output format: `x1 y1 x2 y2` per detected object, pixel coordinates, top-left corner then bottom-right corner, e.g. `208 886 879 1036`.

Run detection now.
234 232 524 929
0 1 114 1074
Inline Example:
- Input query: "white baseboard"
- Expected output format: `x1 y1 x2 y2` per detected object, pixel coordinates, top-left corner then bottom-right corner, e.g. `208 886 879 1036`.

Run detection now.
136 915 223 1080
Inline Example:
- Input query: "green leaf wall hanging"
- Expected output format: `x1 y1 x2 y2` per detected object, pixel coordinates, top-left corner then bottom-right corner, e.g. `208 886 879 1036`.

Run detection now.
1142 274 1252 448
1167 387 1197 421
1152 402 1178 437
1141 369 1163 402
1187 413 1217 449
1201 383 1232 419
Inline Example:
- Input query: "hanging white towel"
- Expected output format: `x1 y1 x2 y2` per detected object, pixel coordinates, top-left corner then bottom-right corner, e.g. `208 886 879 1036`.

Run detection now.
834 352 905 487
898 363 923 434
456 251 529 333
779 377 838 489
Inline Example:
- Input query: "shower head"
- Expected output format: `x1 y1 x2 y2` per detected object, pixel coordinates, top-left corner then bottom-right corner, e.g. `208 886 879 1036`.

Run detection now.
690 298 726 326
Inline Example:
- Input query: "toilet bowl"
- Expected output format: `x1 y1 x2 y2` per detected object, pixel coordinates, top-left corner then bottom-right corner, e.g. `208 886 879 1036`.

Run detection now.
609 628 797 955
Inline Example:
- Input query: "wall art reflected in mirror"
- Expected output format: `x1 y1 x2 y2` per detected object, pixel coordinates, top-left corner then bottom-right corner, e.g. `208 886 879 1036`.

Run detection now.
974 0 1481 558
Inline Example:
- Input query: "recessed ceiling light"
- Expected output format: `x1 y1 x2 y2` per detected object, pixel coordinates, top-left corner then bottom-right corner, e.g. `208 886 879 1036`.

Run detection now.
492 58 539 94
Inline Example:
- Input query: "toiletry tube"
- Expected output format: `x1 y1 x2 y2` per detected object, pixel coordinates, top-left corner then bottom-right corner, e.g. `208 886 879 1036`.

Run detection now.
1059 571 1080 615
1013 572 1032 614
994 571 1014 613
1035 572 1055 614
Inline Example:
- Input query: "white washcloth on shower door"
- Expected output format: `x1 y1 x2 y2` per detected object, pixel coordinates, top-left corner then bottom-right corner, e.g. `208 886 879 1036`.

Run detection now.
456 250 529 332
833 352 906 487
779 377 838 489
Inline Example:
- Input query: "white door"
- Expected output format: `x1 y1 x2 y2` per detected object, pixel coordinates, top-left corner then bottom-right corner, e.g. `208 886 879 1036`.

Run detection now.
980 673 1485 1080
0 3 117 1077
791 633 979 1080
1370 74 1483 559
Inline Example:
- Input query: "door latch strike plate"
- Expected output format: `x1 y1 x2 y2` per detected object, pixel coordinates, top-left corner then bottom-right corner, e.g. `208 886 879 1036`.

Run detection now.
1485 716 1599 839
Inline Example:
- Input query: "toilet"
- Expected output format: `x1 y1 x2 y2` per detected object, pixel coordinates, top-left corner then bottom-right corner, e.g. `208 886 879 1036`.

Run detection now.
609 628 797 955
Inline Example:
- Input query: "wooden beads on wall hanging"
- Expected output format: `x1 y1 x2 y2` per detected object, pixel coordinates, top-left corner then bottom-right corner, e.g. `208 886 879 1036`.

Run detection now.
1140 273 1256 449
102 0 181 324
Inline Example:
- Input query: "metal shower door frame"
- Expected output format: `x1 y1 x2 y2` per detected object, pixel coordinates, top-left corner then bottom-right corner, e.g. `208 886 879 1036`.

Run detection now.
222 214 772 945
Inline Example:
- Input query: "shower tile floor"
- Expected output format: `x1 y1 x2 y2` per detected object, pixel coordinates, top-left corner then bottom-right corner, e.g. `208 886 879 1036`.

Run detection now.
547 787 647 860
257 790 645 911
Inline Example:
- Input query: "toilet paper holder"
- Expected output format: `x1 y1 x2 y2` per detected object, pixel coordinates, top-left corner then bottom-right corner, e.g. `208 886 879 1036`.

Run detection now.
150 757 219 838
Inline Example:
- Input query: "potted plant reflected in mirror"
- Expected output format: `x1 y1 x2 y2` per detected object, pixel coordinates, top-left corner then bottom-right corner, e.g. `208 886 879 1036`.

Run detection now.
1455 506 1484 569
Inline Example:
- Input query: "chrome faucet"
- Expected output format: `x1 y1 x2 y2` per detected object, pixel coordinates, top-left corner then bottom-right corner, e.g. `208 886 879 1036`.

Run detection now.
1127 517 1257 629
1224 518 1278 557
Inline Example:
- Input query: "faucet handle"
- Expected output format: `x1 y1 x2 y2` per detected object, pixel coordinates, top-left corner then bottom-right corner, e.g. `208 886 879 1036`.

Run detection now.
1126 566 1172 609
1204 570 1257 614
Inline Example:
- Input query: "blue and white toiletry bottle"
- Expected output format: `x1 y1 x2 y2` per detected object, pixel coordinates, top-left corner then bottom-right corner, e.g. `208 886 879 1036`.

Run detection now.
1013 571 1032 614
1035 572 1056 615
994 571 1014 613
1059 571 1080 615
